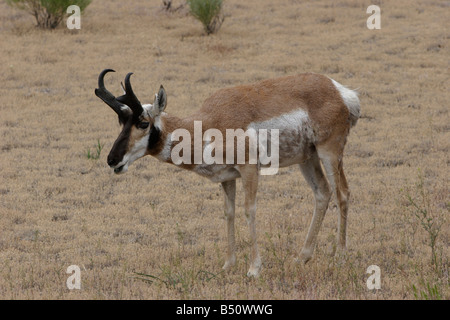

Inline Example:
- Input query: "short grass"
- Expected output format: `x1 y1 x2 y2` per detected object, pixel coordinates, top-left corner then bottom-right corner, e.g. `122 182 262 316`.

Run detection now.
0 0 448 299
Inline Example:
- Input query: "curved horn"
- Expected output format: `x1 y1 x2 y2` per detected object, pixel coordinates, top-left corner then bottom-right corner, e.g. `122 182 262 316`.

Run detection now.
98 69 115 91
122 72 143 117
94 69 124 116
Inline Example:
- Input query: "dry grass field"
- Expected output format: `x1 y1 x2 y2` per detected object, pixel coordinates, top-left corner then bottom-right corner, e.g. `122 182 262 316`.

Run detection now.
0 0 448 300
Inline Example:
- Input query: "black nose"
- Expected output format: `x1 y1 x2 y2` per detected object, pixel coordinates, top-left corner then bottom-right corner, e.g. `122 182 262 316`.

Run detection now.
107 155 117 167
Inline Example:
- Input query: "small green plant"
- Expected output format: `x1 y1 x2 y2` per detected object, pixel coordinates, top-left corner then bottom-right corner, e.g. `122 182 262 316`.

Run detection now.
5 0 91 29
86 139 103 160
412 282 442 300
403 169 445 268
265 231 293 280
187 0 224 35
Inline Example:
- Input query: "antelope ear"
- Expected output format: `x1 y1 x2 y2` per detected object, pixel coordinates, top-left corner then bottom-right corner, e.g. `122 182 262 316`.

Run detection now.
152 85 167 115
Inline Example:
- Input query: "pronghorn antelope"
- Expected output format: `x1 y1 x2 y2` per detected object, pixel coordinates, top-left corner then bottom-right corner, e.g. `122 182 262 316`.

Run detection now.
95 69 360 277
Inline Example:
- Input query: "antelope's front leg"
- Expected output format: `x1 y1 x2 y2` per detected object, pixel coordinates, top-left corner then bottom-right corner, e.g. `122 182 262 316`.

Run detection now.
221 180 236 271
239 165 261 277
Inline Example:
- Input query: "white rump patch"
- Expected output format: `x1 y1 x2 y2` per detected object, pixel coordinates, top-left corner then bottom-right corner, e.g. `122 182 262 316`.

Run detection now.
331 79 361 126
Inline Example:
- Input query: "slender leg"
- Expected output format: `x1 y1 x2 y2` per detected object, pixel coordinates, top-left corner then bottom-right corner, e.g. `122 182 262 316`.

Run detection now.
238 165 261 277
221 179 236 270
299 151 331 263
318 149 349 251
337 162 350 249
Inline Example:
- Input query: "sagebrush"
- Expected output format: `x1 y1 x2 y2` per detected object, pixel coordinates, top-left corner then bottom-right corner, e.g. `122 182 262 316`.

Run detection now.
187 0 224 35
6 0 91 29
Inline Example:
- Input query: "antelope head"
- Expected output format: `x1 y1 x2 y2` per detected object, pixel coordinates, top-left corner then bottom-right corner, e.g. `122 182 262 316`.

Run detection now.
95 69 167 174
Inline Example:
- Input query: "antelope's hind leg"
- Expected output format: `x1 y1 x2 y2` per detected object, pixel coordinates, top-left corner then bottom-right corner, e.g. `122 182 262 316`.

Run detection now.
298 151 331 263
318 148 350 252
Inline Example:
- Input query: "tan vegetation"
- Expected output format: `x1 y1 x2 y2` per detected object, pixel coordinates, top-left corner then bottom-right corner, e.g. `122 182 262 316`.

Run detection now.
0 0 448 299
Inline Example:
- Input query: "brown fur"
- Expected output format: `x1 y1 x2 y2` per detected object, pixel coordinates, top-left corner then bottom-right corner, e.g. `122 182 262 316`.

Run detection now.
109 72 358 277
156 73 351 165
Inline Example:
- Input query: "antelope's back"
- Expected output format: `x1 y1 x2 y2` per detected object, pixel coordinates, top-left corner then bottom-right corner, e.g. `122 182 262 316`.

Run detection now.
197 73 351 132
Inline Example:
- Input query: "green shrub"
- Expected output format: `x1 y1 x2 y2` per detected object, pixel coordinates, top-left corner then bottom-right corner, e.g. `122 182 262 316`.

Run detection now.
6 0 91 29
187 0 224 35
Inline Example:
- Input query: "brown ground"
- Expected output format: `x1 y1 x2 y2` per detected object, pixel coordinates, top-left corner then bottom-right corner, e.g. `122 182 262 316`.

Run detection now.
0 0 448 299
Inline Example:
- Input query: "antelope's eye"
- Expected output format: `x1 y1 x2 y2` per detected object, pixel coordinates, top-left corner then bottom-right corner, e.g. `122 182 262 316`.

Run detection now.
138 121 149 130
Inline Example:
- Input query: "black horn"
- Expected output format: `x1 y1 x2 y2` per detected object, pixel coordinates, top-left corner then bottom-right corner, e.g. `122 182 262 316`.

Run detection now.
117 72 143 121
95 69 125 116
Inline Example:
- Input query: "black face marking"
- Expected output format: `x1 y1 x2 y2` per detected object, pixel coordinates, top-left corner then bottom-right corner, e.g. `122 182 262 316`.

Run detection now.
107 118 132 167
148 124 161 151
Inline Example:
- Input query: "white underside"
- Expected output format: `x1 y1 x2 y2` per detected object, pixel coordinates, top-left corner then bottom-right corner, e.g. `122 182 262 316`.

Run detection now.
193 109 315 182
